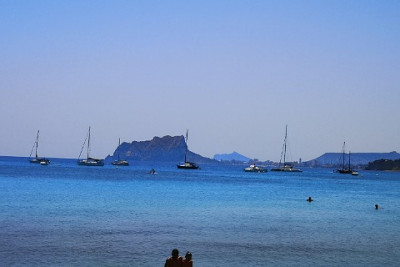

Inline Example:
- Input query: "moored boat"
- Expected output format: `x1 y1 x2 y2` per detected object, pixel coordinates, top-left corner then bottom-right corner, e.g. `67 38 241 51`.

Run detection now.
77 127 104 166
335 142 357 175
244 164 267 173
112 138 129 166
177 161 199 169
270 125 302 172
271 164 302 172
177 130 199 170
112 159 129 166
29 130 50 165
77 157 104 166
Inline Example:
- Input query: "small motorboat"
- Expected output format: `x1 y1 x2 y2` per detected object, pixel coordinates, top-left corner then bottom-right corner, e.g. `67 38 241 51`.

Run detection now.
244 164 267 173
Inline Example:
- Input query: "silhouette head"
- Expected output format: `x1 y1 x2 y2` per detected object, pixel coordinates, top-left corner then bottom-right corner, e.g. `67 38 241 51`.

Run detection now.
171 248 179 259
185 251 192 260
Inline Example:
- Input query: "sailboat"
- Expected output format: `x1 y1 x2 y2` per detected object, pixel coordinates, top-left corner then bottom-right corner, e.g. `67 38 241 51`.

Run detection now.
335 142 358 175
177 130 199 169
77 126 104 166
29 130 50 165
112 138 129 166
270 125 302 172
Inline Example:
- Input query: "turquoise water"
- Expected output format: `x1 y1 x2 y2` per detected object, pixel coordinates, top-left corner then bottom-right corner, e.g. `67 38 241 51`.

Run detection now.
1 157 399 266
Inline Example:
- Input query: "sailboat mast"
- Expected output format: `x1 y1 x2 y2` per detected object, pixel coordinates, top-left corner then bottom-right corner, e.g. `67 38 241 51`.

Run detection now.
87 126 91 159
35 130 39 158
283 125 287 165
342 142 346 170
348 150 351 170
184 130 188 162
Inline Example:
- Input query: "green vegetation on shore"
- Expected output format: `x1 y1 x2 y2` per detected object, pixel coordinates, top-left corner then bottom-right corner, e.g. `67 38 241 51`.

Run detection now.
365 159 400 171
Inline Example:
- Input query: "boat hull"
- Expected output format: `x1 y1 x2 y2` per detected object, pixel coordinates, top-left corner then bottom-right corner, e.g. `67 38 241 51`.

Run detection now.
270 166 302 172
29 158 50 164
337 169 352 174
244 169 267 173
112 160 129 166
177 162 199 169
336 169 359 175
77 158 104 166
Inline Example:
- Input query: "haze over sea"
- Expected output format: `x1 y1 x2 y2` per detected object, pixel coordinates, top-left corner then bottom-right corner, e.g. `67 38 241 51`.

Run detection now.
1 157 399 266
2 1 400 162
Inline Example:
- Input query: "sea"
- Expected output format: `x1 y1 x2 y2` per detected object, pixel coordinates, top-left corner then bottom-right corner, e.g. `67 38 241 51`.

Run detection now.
1 157 399 266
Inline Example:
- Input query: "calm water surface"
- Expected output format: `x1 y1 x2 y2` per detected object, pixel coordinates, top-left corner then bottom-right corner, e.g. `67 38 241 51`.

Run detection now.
0 157 399 266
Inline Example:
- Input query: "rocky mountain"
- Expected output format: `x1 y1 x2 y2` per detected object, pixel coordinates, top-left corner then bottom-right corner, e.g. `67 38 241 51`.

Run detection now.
213 151 251 162
105 135 217 164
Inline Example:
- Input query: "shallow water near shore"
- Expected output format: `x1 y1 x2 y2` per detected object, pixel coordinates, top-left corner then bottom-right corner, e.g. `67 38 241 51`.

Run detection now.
1 157 399 266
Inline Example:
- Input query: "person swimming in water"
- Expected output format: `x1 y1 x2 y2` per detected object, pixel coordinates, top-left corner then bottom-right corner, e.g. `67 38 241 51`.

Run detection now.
307 196 313 202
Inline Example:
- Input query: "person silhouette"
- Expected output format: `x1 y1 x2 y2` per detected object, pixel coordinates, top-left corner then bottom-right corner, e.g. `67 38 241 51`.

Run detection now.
307 196 313 202
164 248 183 267
182 251 193 267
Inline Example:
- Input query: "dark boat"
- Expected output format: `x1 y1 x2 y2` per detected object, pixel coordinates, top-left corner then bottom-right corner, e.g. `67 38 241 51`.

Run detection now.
77 157 104 166
112 138 129 166
270 165 302 172
177 130 199 170
270 125 302 172
177 161 199 169
77 127 104 166
335 142 358 175
29 130 50 165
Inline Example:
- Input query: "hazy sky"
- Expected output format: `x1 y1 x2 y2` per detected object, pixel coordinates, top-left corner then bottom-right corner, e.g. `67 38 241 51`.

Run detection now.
1 0 399 162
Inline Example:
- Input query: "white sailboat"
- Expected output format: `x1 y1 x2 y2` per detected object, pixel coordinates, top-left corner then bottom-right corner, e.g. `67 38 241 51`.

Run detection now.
77 126 104 166
270 125 302 172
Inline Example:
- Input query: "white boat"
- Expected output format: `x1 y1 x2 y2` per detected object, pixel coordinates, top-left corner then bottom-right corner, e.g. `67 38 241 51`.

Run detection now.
77 127 104 166
270 125 302 172
29 130 50 165
244 164 267 173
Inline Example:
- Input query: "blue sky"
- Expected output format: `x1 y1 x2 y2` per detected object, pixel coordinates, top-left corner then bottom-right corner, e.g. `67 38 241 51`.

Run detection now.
1 0 399 161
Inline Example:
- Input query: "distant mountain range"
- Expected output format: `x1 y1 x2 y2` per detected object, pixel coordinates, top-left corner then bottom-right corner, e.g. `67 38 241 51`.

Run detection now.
105 135 217 164
213 151 251 162
304 151 400 167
